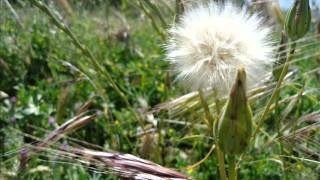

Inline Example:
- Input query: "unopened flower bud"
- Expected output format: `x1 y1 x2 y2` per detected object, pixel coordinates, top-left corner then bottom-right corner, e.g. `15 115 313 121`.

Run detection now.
48 117 55 126
10 96 17 105
284 0 311 40
217 67 253 155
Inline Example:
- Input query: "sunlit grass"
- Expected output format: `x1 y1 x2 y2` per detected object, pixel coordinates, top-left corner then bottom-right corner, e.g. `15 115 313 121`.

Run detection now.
0 0 319 179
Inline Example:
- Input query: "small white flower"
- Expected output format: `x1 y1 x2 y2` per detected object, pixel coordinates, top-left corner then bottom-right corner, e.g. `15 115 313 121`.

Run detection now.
166 2 274 96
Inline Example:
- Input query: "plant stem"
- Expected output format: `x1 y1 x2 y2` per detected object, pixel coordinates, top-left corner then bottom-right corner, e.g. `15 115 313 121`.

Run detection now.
216 145 228 180
175 0 185 23
30 0 145 129
143 0 167 28
229 155 237 180
198 89 213 133
213 96 227 180
137 1 166 40
215 96 222 117
198 89 227 180
4 0 23 28
252 43 296 140
30 0 125 105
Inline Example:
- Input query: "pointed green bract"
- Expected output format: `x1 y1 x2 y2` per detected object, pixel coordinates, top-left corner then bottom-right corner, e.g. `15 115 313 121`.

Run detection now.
217 67 253 155
284 0 311 40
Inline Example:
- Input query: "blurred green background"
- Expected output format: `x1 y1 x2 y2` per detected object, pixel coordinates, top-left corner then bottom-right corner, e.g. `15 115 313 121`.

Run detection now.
0 0 320 179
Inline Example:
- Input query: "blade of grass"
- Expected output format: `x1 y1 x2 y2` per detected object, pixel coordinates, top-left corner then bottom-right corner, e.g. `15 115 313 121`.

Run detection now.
142 0 167 28
29 0 144 128
252 43 296 140
136 1 166 40
3 0 23 28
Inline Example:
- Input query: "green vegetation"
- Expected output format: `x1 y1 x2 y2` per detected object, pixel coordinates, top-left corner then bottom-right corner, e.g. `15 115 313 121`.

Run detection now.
0 0 319 179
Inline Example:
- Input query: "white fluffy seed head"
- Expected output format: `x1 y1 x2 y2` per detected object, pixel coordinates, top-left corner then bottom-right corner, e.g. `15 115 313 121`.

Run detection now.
166 2 274 96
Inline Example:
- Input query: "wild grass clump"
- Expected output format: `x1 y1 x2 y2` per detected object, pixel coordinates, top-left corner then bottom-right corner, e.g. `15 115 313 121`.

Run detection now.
0 0 320 179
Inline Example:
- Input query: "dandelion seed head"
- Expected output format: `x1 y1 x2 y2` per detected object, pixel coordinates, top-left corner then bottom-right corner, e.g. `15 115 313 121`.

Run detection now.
166 2 274 95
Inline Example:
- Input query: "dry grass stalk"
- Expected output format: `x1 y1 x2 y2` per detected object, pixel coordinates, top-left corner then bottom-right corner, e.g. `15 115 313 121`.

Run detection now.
18 110 188 179
63 147 189 180
18 113 96 171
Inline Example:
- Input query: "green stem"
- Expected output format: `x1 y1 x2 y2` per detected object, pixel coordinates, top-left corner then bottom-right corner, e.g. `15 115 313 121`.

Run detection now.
214 96 227 180
30 0 145 129
252 43 296 140
30 0 124 105
175 0 185 23
215 99 221 117
216 145 228 180
137 1 166 40
4 0 23 28
198 89 227 180
229 155 237 180
143 0 167 28
199 89 214 133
